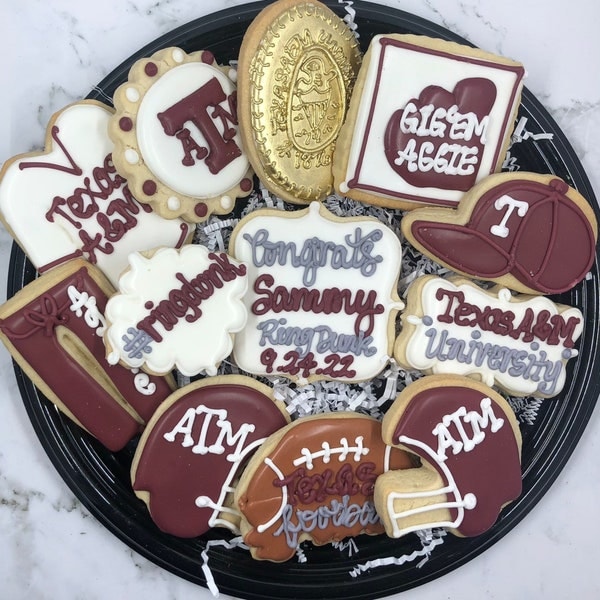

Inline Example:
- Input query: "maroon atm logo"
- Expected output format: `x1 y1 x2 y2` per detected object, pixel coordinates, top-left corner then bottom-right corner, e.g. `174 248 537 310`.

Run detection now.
158 77 241 175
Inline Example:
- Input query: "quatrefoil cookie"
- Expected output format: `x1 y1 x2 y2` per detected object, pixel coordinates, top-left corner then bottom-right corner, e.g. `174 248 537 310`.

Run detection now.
110 47 254 222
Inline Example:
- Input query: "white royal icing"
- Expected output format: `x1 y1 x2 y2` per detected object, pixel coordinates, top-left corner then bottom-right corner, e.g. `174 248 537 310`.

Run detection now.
340 35 524 206
135 61 249 199
66 284 158 397
0 102 191 287
105 245 248 376
401 277 583 396
231 202 404 383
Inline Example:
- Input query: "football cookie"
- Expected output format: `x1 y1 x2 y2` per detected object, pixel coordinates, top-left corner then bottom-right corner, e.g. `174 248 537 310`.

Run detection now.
229 202 404 384
401 172 598 294
333 33 525 209
235 412 414 562
393 275 584 398
110 47 254 222
131 376 289 537
0 259 175 451
0 100 192 287
104 245 248 377
237 0 361 204
376 375 522 539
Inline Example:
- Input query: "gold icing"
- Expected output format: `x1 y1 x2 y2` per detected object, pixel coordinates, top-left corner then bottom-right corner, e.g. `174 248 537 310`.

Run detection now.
247 2 361 203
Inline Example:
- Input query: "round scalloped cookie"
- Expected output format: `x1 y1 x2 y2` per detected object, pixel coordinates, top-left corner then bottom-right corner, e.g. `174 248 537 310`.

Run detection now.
109 47 254 223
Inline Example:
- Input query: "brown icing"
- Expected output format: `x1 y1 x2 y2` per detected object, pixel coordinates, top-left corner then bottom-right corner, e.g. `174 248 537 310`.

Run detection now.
132 382 288 538
0 265 173 450
238 415 413 562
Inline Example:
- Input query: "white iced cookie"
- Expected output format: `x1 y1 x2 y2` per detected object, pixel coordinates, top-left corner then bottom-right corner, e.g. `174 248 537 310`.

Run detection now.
105 245 248 376
109 47 254 223
229 202 404 384
394 276 584 398
0 100 192 287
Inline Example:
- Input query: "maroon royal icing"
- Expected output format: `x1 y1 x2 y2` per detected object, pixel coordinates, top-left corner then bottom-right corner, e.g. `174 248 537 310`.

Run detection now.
391 385 522 536
410 177 597 293
119 117 133 132
144 62 158 77
157 77 241 175
384 78 497 192
142 179 157 196
132 381 288 538
0 265 173 450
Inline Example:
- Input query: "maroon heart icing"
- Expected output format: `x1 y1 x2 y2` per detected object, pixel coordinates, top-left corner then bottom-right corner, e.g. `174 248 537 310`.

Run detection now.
384 77 497 191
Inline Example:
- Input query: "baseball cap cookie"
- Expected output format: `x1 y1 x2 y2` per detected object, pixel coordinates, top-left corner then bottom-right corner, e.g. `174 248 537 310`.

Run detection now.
401 172 598 295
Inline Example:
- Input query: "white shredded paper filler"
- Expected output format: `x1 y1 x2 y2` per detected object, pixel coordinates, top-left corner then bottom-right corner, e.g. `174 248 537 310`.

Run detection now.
189 91 555 597
201 536 249 598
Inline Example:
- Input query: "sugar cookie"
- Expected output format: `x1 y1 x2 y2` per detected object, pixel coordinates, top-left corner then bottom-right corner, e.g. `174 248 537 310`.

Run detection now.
235 412 414 562
401 172 598 294
376 375 522 538
0 100 192 287
229 202 404 384
110 47 254 222
333 34 525 209
104 245 248 377
131 376 289 537
237 0 361 203
394 275 583 398
0 259 175 451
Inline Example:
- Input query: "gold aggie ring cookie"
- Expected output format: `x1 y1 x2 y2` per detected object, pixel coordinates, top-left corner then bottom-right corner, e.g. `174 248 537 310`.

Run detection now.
237 0 362 204
109 47 254 223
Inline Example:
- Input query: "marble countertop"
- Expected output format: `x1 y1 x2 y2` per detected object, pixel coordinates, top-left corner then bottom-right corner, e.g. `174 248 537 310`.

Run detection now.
1 1 599 598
